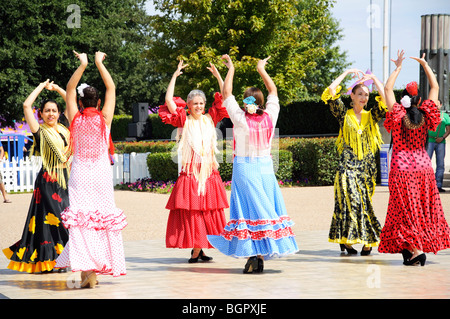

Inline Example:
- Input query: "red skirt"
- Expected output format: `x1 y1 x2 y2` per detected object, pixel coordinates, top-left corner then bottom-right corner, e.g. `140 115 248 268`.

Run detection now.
165 170 228 249
378 168 450 254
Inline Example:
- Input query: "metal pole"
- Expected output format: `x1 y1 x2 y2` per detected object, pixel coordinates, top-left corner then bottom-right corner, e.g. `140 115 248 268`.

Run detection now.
383 0 389 84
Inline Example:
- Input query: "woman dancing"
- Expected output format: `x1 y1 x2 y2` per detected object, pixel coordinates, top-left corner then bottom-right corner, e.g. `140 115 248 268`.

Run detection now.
322 69 386 255
3 80 71 273
207 55 298 273
158 60 229 263
55 51 127 287
378 50 450 266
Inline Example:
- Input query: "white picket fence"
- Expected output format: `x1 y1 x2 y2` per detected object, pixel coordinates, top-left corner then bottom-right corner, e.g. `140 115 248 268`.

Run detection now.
0 152 151 193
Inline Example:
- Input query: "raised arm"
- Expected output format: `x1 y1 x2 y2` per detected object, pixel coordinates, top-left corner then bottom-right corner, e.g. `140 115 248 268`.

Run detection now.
221 54 234 101
165 60 188 114
358 72 386 104
95 51 115 128
411 53 439 104
46 81 66 102
66 51 88 123
256 56 277 96
207 62 223 96
385 50 405 112
23 79 50 133
46 81 68 119
328 68 364 97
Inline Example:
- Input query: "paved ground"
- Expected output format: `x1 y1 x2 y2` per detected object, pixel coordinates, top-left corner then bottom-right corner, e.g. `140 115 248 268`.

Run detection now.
1 186 450 302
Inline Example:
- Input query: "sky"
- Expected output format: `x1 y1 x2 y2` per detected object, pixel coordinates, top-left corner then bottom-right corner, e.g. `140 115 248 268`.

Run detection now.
145 0 450 89
331 0 450 88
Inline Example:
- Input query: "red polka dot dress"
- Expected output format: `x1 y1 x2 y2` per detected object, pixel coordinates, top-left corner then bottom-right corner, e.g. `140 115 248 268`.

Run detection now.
378 100 450 254
55 108 127 277
158 93 228 249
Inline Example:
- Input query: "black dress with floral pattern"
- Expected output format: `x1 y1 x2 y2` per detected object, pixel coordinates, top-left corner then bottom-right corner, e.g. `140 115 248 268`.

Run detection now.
322 88 386 247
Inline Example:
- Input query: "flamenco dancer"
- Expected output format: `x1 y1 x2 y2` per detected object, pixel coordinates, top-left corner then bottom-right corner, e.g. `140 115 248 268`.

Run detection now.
378 50 450 266
158 60 229 263
55 51 127 287
322 69 386 255
207 54 298 273
3 80 71 273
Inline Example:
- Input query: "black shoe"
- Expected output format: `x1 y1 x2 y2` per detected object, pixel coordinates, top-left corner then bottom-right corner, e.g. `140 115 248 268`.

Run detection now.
257 257 264 273
340 244 357 254
243 256 260 274
404 253 426 266
438 188 446 193
361 246 372 256
188 249 200 263
401 249 413 264
199 249 213 262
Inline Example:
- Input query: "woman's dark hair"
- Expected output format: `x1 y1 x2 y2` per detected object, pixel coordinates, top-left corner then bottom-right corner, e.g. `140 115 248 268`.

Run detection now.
243 87 265 115
401 88 423 125
39 99 60 112
79 86 100 108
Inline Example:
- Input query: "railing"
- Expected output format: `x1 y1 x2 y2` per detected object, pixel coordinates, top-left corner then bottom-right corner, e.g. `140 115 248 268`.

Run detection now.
0 152 151 193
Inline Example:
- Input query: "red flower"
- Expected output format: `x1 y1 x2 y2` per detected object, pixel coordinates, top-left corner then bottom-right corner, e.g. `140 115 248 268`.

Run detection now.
52 193 62 202
34 188 41 204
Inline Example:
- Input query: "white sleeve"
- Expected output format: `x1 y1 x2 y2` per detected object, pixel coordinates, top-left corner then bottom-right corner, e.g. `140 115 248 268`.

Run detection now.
265 94 280 125
223 95 246 127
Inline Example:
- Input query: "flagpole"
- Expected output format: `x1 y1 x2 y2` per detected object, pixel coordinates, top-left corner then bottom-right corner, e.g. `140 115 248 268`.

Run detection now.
383 0 389 84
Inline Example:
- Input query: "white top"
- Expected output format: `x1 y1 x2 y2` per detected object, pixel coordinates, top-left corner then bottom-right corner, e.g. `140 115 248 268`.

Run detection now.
224 94 280 157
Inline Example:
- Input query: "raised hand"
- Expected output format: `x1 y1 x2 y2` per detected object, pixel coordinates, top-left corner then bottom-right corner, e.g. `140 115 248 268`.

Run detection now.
174 60 188 77
257 56 271 71
95 51 107 64
207 62 220 78
410 52 427 66
221 54 233 69
73 50 88 66
391 49 405 69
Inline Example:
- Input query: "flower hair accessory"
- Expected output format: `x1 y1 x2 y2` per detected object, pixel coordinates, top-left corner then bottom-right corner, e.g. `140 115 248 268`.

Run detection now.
243 96 258 114
400 95 411 108
77 83 90 97
406 81 418 96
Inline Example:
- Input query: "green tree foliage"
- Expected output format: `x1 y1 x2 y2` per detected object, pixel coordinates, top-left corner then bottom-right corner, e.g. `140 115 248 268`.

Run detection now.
146 0 348 106
0 0 156 125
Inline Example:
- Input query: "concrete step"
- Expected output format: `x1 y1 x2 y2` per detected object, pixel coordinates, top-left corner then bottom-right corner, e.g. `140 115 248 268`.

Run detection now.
444 172 450 187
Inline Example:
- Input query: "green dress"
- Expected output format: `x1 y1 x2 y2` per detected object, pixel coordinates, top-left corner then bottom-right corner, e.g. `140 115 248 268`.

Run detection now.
322 86 386 247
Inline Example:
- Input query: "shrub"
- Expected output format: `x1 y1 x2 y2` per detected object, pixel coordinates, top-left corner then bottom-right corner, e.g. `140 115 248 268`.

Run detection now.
149 113 175 140
273 150 293 181
287 137 339 185
146 152 178 182
111 114 132 141
115 140 176 154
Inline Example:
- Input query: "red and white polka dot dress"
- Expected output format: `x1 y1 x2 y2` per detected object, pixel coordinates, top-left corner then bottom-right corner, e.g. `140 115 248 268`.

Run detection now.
55 109 127 276
378 101 450 254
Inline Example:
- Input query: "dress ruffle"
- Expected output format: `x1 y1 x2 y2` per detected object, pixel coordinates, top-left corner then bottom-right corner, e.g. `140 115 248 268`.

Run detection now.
166 170 229 211
321 86 342 104
61 207 127 232
158 97 187 127
219 216 295 241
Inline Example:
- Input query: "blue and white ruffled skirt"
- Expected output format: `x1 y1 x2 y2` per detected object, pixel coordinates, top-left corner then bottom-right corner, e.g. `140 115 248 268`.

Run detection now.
207 156 299 259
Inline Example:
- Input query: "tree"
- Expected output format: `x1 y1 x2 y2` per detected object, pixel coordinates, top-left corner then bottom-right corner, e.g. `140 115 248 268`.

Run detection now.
146 0 348 106
0 0 155 126
293 0 350 97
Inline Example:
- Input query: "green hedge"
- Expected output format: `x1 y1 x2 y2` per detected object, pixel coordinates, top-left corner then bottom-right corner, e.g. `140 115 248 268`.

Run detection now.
115 140 176 154
111 114 132 141
146 148 294 183
286 137 339 185
146 152 178 182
